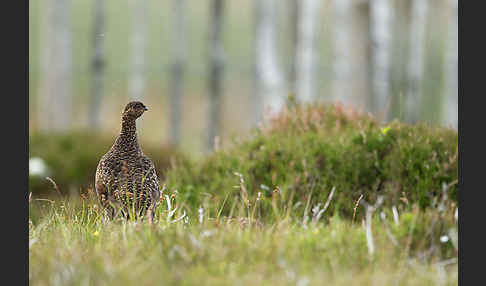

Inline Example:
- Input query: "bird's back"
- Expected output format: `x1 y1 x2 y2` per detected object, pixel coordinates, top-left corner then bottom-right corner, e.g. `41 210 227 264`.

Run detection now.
95 139 160 216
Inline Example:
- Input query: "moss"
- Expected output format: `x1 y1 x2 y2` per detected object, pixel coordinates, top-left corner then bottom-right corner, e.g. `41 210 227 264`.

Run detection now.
165 103 458 218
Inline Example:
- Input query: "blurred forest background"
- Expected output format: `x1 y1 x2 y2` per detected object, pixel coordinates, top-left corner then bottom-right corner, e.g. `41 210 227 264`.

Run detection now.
29 0 457 156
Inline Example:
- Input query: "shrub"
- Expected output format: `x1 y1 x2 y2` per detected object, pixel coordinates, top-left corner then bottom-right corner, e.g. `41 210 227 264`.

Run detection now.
165 103 458 219
29 130 185 196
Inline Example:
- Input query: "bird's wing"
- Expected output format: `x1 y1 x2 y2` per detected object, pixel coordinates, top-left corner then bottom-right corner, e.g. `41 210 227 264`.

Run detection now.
140 156 161 203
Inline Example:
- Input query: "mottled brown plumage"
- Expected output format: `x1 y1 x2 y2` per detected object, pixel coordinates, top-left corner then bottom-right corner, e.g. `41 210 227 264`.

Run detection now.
95 101 160 218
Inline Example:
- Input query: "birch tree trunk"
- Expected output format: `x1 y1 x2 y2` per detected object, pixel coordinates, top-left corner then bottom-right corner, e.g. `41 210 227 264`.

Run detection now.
89 0 106 129
254 0 284 123
369 0 393 118
207 0 225 151
294 0 321 103
405 0 428 123
387 0 411 121
331 0 353 106
442 0 458 129
169 0 185 146
350 1 371 111
130 0 147 101
40 0 72 131
288 0 299 96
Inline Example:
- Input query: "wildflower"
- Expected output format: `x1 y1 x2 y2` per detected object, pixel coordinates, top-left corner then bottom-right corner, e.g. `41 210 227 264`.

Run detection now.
381 126 391 135
93 231 99 236
29 157 48 176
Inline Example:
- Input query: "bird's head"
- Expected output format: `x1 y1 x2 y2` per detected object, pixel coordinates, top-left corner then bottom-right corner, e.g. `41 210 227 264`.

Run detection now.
123 101 148 119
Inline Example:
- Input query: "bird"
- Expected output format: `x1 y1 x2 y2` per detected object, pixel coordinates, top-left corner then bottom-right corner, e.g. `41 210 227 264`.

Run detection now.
95 101 160 219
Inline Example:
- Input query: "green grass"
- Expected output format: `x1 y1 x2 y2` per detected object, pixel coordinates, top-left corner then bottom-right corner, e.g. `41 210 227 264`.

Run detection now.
29 189 458 286
29 103 458 285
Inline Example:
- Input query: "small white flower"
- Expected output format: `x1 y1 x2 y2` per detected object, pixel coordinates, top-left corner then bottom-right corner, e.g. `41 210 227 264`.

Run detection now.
29 157 48 176
440 235 449 243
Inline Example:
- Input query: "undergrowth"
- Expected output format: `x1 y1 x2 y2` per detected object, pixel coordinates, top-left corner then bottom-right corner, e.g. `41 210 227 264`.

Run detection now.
165 103 458 219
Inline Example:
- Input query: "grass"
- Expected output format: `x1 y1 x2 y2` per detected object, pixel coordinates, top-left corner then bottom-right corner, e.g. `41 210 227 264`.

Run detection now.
29 103 458 285
29 187 458 286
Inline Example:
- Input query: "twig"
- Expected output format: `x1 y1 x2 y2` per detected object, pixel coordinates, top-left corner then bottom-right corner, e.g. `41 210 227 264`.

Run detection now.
35 198 55 204
171 210 186 223
352 194 364 224
360 196 384 258
365 208 375 257
380 211 399 246
392 205 400 225
234 172 249 207
198 206 204 224
302 189 313 227
312 187 336 224
321 186 336 215
45 177 62 196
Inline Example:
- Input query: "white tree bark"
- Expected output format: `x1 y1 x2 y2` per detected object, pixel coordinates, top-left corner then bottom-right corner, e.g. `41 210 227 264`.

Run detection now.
170 0 185 146
288 0 299 96
89 0 106 129
295 0 321 103
350 2 372 111
254 0 284 122
405 0 428 123
331 0 353 106
130 0 147 101
370 0 393 117
40 0 72 131
207 0 225 151
442 0 457 129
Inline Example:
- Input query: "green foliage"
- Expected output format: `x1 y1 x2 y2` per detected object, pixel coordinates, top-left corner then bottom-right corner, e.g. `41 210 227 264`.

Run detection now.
29 196 458 285
29 130 185 195
165 103 458 218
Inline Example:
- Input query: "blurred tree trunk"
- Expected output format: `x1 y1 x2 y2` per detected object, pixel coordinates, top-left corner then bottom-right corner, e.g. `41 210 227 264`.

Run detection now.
207 0 225 152
350 1 371 111
288 0 299 97
253 0 284 123
442 0 457 129
130 0 147 101
331 0 353 106
89 0 106 130
388 0 412 121
404 0 428 123
170 0 185 147
40 0 72 132
369 0 393 119
294 0 321 103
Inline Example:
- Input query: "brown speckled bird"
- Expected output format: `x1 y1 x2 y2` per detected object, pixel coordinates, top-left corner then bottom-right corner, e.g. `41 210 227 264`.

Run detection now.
95 101 160 218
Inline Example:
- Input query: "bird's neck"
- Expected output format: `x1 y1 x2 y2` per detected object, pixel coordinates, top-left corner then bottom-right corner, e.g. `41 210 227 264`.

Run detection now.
115 116 140 150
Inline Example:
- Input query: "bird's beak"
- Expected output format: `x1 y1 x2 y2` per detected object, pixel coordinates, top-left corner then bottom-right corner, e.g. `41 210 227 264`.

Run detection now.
144 106 148 111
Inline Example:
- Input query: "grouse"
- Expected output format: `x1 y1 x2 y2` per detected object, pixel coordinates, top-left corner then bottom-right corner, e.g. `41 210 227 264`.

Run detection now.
95 101 160 218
